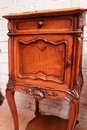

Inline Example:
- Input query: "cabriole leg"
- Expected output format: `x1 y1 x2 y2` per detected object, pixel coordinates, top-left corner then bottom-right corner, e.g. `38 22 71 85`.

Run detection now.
6 89 19 130
67 99 79 130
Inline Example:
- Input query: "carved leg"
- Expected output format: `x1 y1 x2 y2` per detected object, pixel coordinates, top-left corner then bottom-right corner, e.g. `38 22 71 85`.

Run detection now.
6 89 19 130
35 100 39 116
67 99 79 130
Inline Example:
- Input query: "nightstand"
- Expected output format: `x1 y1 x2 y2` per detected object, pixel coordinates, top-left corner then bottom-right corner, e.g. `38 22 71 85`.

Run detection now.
3 8 87 130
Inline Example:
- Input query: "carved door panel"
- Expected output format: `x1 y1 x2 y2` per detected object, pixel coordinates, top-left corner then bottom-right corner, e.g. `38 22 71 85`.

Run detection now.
14 35 73 89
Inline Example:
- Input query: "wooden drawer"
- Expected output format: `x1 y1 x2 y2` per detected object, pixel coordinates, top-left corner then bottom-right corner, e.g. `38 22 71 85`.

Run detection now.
13 16 73 33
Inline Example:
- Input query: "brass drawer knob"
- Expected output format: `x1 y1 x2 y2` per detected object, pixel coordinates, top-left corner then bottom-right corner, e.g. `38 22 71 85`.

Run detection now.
38 21 43 28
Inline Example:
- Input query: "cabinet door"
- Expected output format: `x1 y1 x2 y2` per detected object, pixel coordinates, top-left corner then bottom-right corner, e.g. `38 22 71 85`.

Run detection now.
13 35 73 90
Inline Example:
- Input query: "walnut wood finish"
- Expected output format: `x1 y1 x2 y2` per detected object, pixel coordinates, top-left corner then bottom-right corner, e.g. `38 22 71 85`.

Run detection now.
3 8 87 130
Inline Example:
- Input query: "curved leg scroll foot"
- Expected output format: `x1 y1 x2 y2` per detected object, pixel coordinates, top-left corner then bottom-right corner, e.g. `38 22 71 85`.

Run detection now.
67 99 79 130
6 89 19 130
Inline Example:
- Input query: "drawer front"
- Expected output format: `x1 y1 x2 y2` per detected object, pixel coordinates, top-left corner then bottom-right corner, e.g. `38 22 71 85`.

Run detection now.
13 35 73 89
13 16 73 33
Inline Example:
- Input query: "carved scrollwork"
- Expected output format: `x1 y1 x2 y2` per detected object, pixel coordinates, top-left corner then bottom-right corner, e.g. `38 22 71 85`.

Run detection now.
66 71 83 102
71 89 80 100
7 76 15 90
22 87 58 101
22 87 45 100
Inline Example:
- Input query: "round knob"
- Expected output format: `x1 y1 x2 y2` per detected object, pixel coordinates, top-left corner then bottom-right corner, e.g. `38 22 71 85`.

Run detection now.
66 61 71 67
38 21 43 28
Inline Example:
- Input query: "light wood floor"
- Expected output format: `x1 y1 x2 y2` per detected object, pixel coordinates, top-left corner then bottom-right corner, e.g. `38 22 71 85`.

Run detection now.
0 99 87 130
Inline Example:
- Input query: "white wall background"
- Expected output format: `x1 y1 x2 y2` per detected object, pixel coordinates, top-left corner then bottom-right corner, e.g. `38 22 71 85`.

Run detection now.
0 0 87 121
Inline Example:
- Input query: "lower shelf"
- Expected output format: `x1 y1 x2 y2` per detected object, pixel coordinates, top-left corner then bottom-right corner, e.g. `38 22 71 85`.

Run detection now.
25 113 68 130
